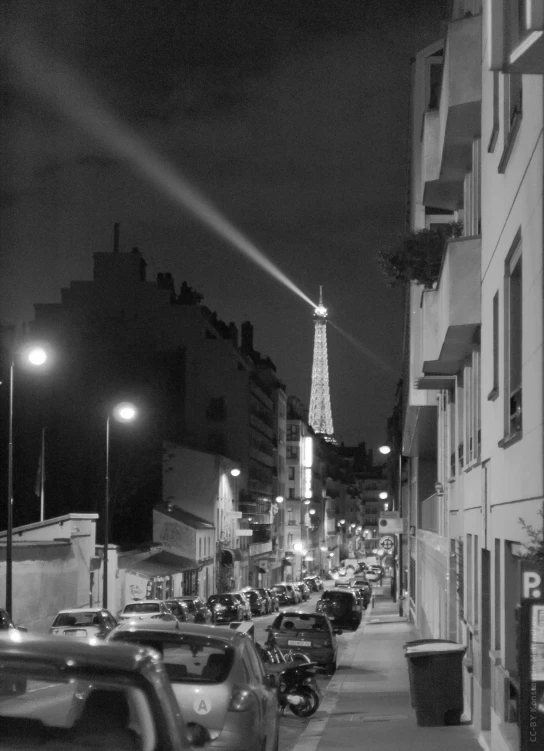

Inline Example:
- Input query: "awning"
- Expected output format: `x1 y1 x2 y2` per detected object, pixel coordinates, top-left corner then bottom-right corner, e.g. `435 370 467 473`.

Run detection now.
128 551 198 578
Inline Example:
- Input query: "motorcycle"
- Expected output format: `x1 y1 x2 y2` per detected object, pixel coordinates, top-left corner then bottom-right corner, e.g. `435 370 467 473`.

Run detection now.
257 643 321 717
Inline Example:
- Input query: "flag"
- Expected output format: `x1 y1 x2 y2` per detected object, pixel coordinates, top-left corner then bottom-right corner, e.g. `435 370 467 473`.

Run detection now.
34 440 43 497
35 429 45 521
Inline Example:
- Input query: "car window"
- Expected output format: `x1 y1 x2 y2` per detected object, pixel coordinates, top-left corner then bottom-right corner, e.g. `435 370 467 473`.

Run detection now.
110 632 234 683
184 600 196 612
209 595 234 606
273 614 328 632
0 679 156 751
123 603 160 614
272 586 286 593
53 612 102 627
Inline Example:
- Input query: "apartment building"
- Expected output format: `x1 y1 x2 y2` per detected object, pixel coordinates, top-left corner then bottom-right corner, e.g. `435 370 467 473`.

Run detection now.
402 2 544 750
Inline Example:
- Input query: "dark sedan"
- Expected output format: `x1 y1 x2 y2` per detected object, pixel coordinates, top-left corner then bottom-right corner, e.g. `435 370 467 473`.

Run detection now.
206 594 243 624
316 589 362 631
243 589 267 616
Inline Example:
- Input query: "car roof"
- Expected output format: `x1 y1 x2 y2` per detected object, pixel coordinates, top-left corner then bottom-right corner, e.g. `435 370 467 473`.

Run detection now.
55 607 109 614
123 600 165 606
0 632 161 675
275 610 327 619
112 620 245 644
113 618 181 633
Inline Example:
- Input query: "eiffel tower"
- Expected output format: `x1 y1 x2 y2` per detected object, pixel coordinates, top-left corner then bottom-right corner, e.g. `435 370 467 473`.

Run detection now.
309 286 334 441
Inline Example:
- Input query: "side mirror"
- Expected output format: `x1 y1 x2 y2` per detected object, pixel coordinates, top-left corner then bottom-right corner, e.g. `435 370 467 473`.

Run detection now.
16 626 28 633
334 629 343 636
265 625 272 632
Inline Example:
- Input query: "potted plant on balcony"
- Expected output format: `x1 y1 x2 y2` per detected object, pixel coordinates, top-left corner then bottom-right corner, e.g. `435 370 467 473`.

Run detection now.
377 222 463 288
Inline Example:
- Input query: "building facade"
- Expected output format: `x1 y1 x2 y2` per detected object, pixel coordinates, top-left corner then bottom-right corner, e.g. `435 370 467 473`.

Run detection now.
401 2 544 750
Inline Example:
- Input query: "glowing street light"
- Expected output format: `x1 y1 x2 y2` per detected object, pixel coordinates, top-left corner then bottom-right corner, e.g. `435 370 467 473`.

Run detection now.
6 341 52 616
275 495 284 503
379 445 392 455
230 468 241 477
309 509 316 515
379 491 388 500
104 401 138 608
339 519 345 525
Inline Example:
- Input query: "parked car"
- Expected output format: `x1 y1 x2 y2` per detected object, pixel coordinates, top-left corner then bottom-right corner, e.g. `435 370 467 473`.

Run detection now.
266 610 341 675
265 588 280 612
294 582 311 601
283 583 301 604
207 593 244 624
231 592 252 620
366 567 383 583
108 619 281 751
165 599 191 622
303 575 322 592
117 600 174 622
244 589 267 616
270 584 291 607
350 580 372 608
0 609 27 632
316 589 362 631
0 631 205 750
50 607 118 639
254 587 274 613
175 596 213 624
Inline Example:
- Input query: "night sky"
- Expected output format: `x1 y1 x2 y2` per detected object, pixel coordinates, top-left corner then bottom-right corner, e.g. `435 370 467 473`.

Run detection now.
1 0 448 451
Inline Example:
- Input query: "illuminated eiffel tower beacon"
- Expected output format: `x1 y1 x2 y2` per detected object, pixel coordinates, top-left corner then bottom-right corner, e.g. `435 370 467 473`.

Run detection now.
309 286 335 441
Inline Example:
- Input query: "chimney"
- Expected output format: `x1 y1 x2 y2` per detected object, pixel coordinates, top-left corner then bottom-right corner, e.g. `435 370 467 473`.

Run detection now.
113 223 120 253
229 322 239 347
241 321 253 354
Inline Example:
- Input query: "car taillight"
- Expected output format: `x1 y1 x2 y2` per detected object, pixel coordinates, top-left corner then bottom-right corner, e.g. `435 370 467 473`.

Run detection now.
228 688 257 712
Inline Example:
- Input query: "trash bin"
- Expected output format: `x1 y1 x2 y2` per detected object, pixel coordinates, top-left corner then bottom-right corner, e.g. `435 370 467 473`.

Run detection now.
404 640 466 727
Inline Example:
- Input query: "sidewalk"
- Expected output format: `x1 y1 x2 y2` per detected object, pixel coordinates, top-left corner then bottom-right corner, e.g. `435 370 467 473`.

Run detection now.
292 585 483 751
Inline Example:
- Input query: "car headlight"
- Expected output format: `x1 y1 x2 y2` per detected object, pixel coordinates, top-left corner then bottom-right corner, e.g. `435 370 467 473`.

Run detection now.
214 605 225 611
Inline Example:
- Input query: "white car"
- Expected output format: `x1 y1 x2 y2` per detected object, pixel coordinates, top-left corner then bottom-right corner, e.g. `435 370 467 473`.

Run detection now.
50 607 118 639
117 600 175 622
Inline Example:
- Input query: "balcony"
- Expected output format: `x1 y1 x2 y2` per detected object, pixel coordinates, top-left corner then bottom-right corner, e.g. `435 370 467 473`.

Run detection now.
488 0 544 73
419 493 440 534
249 540 273 557
422 13 482 210
417 236 481 385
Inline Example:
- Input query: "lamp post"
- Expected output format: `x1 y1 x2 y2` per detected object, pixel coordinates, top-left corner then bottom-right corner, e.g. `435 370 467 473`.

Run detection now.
103 402 137 609
6 342 49 616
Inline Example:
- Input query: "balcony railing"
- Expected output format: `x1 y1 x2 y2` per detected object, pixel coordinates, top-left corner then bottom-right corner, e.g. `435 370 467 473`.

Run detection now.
419 493 440 534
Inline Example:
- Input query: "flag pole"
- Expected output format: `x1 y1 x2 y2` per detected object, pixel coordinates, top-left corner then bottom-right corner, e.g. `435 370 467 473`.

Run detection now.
40 428 45 522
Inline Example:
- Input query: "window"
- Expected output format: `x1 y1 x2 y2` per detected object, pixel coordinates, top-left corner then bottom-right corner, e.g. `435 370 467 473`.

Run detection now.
466 534 473 624
474 535 479 627
490 292 499 399
286 446 299 460
488 71 500 153
288 466 295 481
206 397 226 422
199 538 202 558
498 74 522 173
287 424 300 441
288 487 295 499
448 388 456 479
494 538 502 650
504 243 522 438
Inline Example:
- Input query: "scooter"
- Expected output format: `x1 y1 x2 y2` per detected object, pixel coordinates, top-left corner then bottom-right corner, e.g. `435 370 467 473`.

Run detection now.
257 643 321 717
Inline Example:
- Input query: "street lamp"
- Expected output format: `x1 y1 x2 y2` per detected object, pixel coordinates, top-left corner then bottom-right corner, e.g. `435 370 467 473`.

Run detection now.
379 444 391 455
230 468 241 477
379 491 388 500
104 401 137 608
275 495 284 503
6 342 50 616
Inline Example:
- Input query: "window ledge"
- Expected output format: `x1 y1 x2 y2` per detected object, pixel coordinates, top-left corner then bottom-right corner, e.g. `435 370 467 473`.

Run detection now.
498 431 523 449
498 112 522 174
487 387 499 402
464 459 481 474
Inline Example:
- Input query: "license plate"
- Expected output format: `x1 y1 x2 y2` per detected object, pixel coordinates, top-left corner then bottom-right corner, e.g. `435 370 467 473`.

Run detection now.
63 629 87 637
288 640 311 647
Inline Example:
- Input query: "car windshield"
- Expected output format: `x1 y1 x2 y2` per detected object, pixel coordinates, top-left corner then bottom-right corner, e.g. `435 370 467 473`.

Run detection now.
0 674 156 751
273 614 328 632
123 603 160 614
272 586 286 593
53 612 101 627
110 632 234 683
